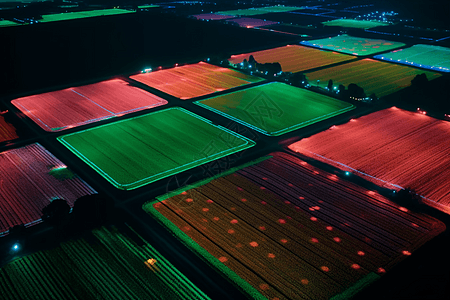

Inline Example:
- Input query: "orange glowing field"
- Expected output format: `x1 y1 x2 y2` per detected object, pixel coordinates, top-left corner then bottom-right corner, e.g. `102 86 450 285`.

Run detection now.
144 152 445 300
0 113 19 143
305 58 442 97
228 45 356 73
129 62 263 100
289 108 450 214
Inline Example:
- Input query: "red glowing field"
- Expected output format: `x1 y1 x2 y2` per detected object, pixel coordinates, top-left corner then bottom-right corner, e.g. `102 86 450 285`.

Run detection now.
11 79 167 132
225 17 279 28
228 45 356 73
145 152 444 299
289 107 450 214
0 113 19 143
0 143 96 234
130 62 263 100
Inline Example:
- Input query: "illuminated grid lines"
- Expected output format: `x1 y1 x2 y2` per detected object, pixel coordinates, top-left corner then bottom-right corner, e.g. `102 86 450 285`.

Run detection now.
144 152 445 300
304 58 441 97
195 82 355 136
0 226 211 300
0 143 96 233
374 44 450 72
57 107 256 190
301 34 405 56
289 107 450 213
12 79 167 132
228 45 356 73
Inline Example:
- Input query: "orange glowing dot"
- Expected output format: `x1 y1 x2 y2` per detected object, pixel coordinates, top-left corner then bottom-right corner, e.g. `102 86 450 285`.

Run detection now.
399 207 408 212
237 187 243 191
288 183 294 187
326 226 333 231
202 218 208 223
278 219 286 224
318 200 323 203
146 258 157 265
213 217 220 221
154 203 161 208
260 186 266 190
333 237 341 242
284 201 290 204
262 177 268 180
310 217 318 221
259 284 269 291
272 298 280 300
219 257 228 262
230 207 236 211
206 199 214 203
186 198 193 202
259 226 266 230
368 191 375 195
181 191 187 195
357 251 365 256
311 238 319 243
402 250 412 256
321 266 329 272
309 207 315 211
230 219 238 224
299 196 305 200
301 279 309 285
313 171 319 174
280 239 288 243
250 241 259 247
377 267 386 273
351 264 360 269
261 201 267 205
202 208 209 212
314 206 320 210
228 229 235 234
268 253 275 258
412 223 419 228
241 198 247 202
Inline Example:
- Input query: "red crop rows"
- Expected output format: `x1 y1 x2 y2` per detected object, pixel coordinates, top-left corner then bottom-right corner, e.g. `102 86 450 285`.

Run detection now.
289 107 450 213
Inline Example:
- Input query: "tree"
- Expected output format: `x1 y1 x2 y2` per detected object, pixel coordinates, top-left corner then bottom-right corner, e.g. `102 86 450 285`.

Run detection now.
347 83 366 99
395 188 422 208
42 199 70 227
411 73 428 88
71 194 115 230
327 79 333 91
248 55 256 65
369 93 378 101
338 84 346 94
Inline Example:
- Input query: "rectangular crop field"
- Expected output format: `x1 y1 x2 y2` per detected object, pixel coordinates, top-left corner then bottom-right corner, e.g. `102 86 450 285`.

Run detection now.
374 44 450 72
39 9 134 22
322 19 390 29
129 62 263 100
0 226 210 300
305 58 442 97
216 5 303 16
144 152 445 300
0 113 19 143
12 79 167 132
301 34 405 56
195 82 355 136
0 20 21 27
0 143 96 234
191 13 234 20
288 107 450 214
57 107 255 190
225 17 279 28
228 45 356 73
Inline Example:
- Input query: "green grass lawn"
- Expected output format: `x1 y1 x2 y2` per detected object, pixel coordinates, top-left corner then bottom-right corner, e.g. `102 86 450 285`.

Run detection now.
195 82 355 136
57 107 255 190
322 19 390 29
39 9 134 23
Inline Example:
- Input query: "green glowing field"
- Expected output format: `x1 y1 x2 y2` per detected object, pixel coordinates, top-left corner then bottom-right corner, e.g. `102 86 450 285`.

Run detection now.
138 5 159 9
0 20 21 27
39 9 134 22
322 19 390 29
301 34 405 56
57 107 255 190
217 5 302 16
195 82 355 136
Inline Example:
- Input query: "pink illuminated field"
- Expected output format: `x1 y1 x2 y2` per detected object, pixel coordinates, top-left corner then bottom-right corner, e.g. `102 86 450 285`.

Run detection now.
191 13 234 20
0 113 18 143
0 143 96 233
225 17 279 28
228 45 356 73
289 107 450 214
12 79 167 132
130 62 263 99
